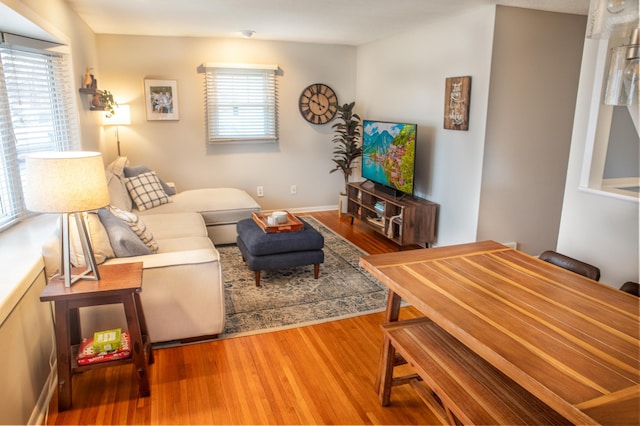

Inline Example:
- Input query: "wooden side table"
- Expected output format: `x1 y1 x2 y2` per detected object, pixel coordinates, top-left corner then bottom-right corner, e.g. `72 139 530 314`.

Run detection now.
40 262 153 411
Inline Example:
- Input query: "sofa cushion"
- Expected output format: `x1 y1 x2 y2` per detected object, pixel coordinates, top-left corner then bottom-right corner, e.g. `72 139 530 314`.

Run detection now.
105 170 132 212
136 188 260 225
141 212 208 240
107 206 159 253
98 208 152 257
124 165 176 196
105 156 128 178
69 212 115 266
125 171 171 211
105 156 134 211
156 236 215 253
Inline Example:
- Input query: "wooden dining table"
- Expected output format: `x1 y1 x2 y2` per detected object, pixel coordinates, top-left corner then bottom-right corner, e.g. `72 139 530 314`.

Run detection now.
360 241 639 425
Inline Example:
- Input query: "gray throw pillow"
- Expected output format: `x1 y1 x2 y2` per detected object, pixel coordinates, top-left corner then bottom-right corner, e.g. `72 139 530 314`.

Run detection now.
124 165 176 196
98 207 152 257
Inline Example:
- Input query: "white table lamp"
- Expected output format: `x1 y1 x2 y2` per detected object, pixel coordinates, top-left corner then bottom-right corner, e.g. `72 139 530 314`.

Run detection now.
25 151 109 287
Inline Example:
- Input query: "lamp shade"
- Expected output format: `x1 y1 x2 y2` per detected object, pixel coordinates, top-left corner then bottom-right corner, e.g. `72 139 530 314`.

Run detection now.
103 104 131 126
24 151 109 213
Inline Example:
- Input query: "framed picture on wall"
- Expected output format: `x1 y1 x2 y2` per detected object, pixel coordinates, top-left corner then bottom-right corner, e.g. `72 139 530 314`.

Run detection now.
144 79 179 121
444 76 471 131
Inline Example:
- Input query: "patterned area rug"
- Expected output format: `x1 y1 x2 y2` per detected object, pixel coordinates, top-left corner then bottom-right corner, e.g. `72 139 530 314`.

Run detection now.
217 216 388 339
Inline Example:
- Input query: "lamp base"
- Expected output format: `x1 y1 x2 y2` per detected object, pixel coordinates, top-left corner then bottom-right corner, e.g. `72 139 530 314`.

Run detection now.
54 266 99 287
58 212 101 287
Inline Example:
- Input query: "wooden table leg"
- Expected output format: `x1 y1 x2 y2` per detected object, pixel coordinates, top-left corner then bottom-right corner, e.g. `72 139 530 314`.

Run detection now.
133 292 153 365
375 291 402 400
384 291 402 322
54 300 73 411
68 308 81 345
378 336 396 406
122 293 150 397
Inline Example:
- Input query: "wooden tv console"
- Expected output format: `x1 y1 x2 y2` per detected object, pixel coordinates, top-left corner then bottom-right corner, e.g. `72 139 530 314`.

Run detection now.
346 181 438 247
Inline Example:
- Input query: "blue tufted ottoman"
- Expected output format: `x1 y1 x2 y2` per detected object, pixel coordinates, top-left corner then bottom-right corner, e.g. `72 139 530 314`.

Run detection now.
236 217 324 286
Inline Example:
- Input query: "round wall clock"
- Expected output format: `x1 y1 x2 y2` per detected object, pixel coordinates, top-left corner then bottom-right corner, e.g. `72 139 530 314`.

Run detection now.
298 83 338 125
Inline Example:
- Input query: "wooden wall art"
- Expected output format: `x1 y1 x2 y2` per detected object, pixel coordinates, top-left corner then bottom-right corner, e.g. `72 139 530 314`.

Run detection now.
444 76 471 131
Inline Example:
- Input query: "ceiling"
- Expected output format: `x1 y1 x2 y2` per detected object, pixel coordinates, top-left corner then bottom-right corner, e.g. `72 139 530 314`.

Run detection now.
62 0 590 46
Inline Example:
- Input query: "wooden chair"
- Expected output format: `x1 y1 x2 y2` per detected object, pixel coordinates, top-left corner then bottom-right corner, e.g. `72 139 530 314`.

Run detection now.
539 250 601 281
620 281 639 297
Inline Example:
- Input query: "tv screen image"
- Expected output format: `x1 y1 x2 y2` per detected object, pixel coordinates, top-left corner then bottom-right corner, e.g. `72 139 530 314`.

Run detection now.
361 120 417 195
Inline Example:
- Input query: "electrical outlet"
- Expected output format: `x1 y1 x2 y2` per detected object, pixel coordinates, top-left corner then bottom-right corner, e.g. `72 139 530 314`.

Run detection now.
257 186 264 197
290 185 297 195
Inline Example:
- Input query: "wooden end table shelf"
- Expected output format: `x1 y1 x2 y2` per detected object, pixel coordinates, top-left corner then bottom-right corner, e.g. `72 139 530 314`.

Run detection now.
40 262 153 411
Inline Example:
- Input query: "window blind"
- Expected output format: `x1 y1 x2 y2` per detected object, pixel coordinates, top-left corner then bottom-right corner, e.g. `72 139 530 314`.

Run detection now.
0 40 78 231
204 63 278 143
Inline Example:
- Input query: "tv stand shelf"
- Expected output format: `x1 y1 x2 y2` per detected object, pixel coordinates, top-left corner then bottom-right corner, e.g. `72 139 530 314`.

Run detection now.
346 181 438 247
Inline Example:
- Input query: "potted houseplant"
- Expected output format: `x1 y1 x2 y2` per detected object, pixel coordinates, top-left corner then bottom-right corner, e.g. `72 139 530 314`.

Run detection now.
91 89 118 118
330 102 362 215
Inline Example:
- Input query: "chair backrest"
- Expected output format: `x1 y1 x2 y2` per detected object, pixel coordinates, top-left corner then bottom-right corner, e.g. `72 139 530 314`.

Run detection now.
539 250 601 281
619 282 639 297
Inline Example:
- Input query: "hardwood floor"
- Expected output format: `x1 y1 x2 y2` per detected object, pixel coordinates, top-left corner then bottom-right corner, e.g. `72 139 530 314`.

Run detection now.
45 211 438 425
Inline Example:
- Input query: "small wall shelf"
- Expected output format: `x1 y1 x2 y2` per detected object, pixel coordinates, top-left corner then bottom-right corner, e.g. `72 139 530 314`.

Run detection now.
78 87 105 111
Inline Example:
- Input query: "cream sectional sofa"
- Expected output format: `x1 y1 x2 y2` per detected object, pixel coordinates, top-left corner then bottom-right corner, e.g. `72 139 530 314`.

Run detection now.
110 159 261 246
137 187 261 245
43 157 260 343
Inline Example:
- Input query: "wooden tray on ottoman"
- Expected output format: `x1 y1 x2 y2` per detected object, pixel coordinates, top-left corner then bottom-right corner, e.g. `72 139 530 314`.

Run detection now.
252 211 304 233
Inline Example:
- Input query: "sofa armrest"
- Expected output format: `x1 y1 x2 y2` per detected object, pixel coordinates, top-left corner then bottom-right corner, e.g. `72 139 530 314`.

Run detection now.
104 248 219 269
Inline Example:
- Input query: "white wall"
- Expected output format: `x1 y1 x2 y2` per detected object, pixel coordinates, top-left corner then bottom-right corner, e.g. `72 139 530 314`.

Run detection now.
477 7 587 255
93 35 357 211
356 6 496 246
557 38 639 287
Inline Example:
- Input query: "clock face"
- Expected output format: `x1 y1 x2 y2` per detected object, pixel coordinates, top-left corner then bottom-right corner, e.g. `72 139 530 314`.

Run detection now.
298 83 338 124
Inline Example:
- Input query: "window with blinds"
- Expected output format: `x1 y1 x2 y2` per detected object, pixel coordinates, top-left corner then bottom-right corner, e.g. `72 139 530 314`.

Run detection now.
204 63 278 143
0 38 79 231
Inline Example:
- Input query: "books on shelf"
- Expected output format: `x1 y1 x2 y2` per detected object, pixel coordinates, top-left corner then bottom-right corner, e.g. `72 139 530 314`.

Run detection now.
93 328 122 353
374 201 385 215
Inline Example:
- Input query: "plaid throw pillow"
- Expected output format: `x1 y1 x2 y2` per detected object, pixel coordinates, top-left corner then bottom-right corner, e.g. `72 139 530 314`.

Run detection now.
125 171 171 211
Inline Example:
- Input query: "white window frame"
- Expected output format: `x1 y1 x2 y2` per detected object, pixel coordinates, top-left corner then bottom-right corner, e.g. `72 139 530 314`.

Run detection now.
204 63 278 144
0 34 79 231
580 37 639 203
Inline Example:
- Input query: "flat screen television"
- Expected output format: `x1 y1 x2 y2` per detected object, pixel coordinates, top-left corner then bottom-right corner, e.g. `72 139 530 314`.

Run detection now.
361 120 417 196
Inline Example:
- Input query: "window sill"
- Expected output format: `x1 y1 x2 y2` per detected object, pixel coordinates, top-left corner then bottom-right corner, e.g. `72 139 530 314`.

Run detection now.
601 177 640 199
579 183 640 203
0 214 58 326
